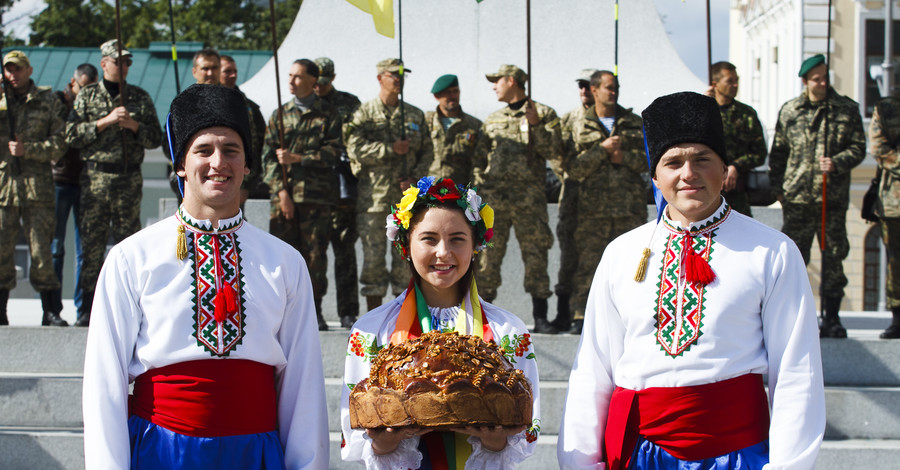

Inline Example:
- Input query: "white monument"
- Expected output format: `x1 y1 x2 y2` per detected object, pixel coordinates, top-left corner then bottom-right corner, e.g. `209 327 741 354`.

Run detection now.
242 0 705 121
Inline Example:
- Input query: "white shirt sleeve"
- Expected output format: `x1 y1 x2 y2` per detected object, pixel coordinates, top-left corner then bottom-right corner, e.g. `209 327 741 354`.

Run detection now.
82 246 142 469
277 256 330 469
557 251 619 470
760 240 825 470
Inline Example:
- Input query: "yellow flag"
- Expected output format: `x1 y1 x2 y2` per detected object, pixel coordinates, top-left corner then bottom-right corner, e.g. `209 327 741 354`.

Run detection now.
346 0 394 38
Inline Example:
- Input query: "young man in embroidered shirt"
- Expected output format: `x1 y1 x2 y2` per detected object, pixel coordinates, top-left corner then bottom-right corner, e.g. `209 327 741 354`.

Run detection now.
557 92 825 470
82 84 328 469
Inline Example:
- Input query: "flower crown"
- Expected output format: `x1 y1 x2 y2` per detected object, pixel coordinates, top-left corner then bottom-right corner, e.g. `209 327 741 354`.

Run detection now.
386 176 494 259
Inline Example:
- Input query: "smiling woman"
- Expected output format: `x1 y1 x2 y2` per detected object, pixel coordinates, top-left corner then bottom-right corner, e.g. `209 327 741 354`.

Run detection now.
340 176 543 470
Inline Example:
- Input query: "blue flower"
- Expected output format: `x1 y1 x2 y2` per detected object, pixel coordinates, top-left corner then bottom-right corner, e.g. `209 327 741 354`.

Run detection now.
416 176 436 194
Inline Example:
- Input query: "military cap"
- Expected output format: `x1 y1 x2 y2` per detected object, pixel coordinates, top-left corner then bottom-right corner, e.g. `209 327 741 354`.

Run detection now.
485 64 528 85
431 74 459 94
377 58 410 74
798 54 825 78
315 57 335 86
3 51 30 68
100 39 132 59
166 84 253 174
641 91 728 173
576 68 600 83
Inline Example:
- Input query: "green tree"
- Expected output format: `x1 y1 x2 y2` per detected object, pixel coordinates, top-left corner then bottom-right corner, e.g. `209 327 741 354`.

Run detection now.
27 0 301 50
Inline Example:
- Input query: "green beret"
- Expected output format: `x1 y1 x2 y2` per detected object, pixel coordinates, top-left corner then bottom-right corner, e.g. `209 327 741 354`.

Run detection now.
431 74 459 94
798 54 825 78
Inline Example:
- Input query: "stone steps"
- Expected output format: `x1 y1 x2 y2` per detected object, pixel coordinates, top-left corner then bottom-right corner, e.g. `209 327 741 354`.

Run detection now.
3 317 900 468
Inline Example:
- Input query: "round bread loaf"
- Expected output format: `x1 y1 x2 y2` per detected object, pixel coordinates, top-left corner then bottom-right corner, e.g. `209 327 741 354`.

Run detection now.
349 330 533 429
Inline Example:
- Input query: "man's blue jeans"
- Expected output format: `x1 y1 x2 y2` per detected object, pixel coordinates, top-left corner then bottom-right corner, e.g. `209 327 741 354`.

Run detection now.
52 182 83 314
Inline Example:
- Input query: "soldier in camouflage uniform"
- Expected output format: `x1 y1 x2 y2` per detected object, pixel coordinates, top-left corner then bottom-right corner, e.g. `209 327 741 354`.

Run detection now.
221 54 269 200
345 58 433 312
566 70 647 334
475 64 563 334
425 74 483 184
314 57 361 328
706 61 767 216
65 40 162 324
0 51 68 326
554 68 598 333
868 94 900 339
769 54 865 338
262 59 342 331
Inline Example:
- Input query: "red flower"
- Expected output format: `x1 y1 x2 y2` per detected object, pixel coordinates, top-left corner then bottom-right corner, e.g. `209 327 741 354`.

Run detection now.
484 228 494 242
427 179 462 202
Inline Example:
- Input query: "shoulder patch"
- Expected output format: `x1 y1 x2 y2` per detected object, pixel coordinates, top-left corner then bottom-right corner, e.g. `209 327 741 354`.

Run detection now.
547 118 561 128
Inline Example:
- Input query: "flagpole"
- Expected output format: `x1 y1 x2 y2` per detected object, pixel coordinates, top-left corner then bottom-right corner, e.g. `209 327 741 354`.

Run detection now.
821 0 833 318
706 0 712 84
398 0 407 178
114 0 129 173
526 0 534 159
268 0 289 190
614 0 619 76
167 0 181 94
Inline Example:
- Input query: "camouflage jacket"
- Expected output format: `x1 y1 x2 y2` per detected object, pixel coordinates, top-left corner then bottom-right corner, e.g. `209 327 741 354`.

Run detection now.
869 96 900 218
65 81 161 167
262 96 342 206
0 82 68 206
769 87 865 207
720 99 767 174
475 100 563 189
425 107 483 185
557 105 590 181
567 104 646 220
319 88 361 124
345 98 433 213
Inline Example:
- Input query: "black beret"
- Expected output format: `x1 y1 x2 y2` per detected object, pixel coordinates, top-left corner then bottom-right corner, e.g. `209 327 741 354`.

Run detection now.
165 84 253 172
641 91 728 173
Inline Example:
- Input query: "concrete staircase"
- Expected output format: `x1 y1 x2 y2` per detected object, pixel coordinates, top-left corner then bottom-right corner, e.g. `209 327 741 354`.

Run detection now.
1 311 900 469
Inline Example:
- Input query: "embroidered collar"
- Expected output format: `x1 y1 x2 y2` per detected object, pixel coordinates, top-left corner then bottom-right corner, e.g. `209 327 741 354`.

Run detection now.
662 198 730 235
177 206 243 234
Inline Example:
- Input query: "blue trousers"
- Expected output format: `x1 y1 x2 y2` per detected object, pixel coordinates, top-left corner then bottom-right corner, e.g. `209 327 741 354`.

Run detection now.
52 182 83 313
628 437 769 470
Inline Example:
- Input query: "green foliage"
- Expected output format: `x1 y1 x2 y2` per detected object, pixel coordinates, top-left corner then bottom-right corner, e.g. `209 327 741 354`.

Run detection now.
25 0 301 50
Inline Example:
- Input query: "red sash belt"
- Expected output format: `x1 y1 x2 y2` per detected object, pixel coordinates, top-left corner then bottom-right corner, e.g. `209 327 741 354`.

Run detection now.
129 359 277 437
605 373 770 470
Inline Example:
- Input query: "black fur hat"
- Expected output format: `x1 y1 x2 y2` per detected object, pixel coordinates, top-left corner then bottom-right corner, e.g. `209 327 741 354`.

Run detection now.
641 91 728 174
165 84 253 175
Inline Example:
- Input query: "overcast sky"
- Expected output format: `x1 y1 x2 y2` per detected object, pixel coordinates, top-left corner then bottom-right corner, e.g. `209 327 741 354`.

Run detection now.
3 0 729 82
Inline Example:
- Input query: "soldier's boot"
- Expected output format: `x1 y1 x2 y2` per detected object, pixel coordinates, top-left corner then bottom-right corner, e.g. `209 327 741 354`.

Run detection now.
880 307 900 339
550 294 571 331
315 297 328 331
819 296 847 339
40 290 68 327
568 310 584 335
0 289 9 326
75 290 94 327
366 296 382 313
532 297 558 334
340 315 357 329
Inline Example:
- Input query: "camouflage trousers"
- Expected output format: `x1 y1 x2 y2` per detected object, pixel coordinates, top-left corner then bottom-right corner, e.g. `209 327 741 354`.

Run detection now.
781 201 849 296
477 186 553 301
571 215 645 320
880 218 900 308
0 202 60 291
358 211 408 298
555 178 579 297
270 203 333 305
724 189 752 217
331 199 359 319
79 170 142 301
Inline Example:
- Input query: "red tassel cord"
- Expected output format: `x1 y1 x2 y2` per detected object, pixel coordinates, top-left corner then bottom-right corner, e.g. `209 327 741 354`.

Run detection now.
211 234 239 323
681 231 716 285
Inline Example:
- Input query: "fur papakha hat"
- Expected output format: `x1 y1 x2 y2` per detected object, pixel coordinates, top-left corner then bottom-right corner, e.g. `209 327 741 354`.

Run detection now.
641 91 728 174
166 84 253 172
